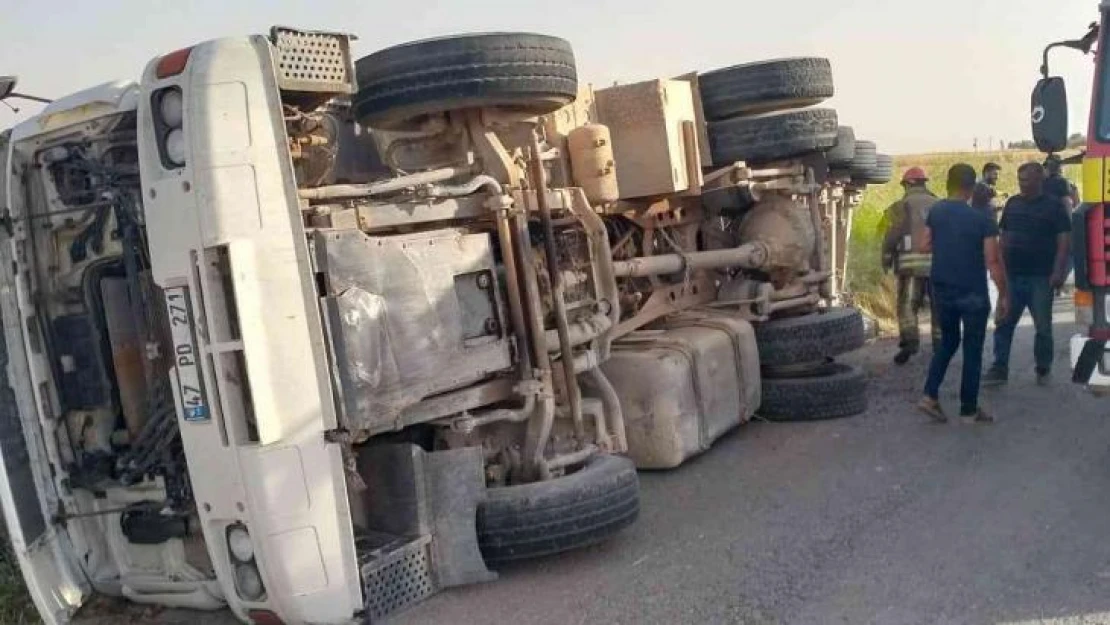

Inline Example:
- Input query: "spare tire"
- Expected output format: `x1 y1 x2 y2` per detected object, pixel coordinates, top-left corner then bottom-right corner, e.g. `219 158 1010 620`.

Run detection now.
354 33 578 130
760 363 868 421
755 307 865 367
825 126 856 167
699 57 834 120
707 108 839 164
477 454 639 566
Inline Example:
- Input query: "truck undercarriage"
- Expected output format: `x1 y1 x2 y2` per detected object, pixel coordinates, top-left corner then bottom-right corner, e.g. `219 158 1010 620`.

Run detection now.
0 26 892 624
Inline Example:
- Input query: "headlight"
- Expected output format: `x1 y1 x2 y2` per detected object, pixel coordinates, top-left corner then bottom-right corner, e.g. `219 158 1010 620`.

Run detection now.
159 89 183 128
234 562 266 601
227 526 254 563
164 128 186 167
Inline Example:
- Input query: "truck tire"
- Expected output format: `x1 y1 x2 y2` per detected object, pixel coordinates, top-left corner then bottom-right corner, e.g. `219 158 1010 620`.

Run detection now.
707 108 839 165
825 126 856 167
760 363 868 421
855 153 894 185
849 140 877 176
477 454 639 566
699 57 834 120
755 307 865 367
353 33 577 130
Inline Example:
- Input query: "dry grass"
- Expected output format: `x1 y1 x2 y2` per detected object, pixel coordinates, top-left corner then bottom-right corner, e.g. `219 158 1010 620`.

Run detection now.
0 537 37 624
846 150 1081 330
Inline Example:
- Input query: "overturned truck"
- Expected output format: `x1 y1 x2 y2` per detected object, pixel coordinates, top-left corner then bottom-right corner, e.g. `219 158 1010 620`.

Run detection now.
0 27 888 625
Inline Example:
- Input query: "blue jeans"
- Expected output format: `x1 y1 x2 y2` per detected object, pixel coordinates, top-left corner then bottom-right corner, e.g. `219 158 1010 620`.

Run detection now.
924 284 990 415
991 274 1054 374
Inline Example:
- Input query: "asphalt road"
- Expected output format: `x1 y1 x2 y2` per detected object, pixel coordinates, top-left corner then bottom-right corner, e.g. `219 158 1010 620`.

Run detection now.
397 310 1110 625
91 308 1110 625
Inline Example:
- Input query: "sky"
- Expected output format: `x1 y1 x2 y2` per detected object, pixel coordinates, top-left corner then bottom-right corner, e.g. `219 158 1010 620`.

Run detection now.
0 0 1100 154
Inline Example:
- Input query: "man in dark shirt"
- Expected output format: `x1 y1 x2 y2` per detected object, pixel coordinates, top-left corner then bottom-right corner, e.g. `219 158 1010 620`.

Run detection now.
983 162 1071 386
918 164 1009 424
973 162 1005 220
971 181 996 220
1043 155 1078 210
1042 155 1078 286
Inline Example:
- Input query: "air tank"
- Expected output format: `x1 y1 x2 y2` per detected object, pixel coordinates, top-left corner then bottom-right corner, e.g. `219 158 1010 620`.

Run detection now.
567 124 619 205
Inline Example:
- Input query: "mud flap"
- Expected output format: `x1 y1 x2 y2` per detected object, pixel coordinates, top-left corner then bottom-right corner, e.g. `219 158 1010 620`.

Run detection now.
423 448 498 587
355 444 494 620
1073 338 1106 384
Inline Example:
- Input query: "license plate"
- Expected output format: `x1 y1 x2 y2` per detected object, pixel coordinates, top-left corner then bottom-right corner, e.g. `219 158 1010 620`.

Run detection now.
165 286 210 422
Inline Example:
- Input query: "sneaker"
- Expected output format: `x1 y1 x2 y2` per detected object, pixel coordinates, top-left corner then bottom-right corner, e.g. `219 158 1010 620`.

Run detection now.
1036 369 1051 386
961 408 996 425
917 397 948 423
982 367 1008 387
893 348 916 366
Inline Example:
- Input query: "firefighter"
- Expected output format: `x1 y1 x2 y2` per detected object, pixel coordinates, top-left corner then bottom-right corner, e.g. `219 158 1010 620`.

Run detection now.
882 167 941 365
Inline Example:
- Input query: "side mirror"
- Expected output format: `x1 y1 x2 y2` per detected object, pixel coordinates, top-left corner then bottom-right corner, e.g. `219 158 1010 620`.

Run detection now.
0 76 16 101
1031 77 1068 154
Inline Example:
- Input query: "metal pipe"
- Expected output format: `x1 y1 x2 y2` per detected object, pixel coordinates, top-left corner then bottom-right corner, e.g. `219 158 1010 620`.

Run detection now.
514 210 549 367
806 180 829 296
586 368 626 454
703 164 743 187
768 293 820 312
531 387 557 481
440 394 537 434
297 166 473 200
426 175 501 198
571 349 600 374
546 311 611 353
493 198 533 378
380 121 454 168
514 206 557 480
612 242 768 278
545 444 599 472
770 283 808 302
801 270 833 285
530 135 585 443
10 92 53 104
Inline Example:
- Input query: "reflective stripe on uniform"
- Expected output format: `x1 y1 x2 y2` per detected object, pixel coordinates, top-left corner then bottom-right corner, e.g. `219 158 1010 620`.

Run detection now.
896 252 932 275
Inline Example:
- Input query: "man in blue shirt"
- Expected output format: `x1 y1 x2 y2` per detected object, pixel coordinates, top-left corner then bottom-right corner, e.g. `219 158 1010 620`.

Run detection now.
918 164 1009 423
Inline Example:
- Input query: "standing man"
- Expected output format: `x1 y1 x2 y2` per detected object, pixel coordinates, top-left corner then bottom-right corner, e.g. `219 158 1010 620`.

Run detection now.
983 163 1071 386
977 162 1006 220
882 167 940 365
971 179 997 219
1043 154 1078 288
1043 154 1079 210
918 164 1008 423
976 162 1004 310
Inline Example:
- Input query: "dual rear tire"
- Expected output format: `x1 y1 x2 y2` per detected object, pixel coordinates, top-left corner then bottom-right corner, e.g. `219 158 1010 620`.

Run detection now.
699 58 840 164
755 308 869 422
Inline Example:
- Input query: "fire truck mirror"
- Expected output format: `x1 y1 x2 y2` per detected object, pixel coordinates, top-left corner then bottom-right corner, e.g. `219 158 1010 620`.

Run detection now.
1031 76 1068 154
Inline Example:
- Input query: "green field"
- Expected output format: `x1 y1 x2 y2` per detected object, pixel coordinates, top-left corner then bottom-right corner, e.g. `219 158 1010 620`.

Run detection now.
847 151 1082 331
